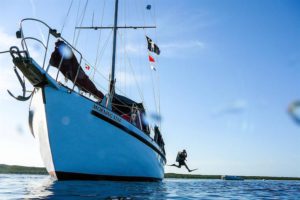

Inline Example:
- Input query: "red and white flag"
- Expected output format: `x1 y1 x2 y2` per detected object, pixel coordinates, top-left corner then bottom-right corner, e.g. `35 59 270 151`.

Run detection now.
148 55 156 71
85 63 91 70
148 55 155 63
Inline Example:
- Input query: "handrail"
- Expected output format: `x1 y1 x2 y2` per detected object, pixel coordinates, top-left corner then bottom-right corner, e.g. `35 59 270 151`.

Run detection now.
18 18 83 94
20 18 52 29
21 37 47 49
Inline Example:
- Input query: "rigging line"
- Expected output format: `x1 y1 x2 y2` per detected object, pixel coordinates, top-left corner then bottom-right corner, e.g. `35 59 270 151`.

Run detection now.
157 76 161 119
148 52 158 113
122 0 127 94
121 29 126 95
124 0 127 25
29 0 46 44
133 0 146 29
68 34 113 89
118 31 145 103
98 29 113 58
81 31 113 88
74 0 89 47
111 30 128 97
118 21 127 94
134 0 152 105
0 50 10 54
82 63 108 84
95 29 113 74
145 0 156 25
81 57 109 83
92 11 94 27
118 41 145 106
142 30 160 114
81 33 111 80
151 0 160 116
156 62 161 117
141 0 147 26
89 79 108 93
93 0 107 80
72 0 82 45
141 0 161 113
137 29 147 107
60 0 74 34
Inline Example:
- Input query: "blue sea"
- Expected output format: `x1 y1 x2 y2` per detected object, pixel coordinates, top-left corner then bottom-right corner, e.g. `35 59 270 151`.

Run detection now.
0 174 299 199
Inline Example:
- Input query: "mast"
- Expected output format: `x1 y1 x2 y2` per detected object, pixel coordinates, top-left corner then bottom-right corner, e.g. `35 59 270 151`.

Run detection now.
109 0 119 94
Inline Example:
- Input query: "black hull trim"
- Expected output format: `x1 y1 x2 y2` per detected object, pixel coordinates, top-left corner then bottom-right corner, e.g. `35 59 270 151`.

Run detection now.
55 171 162 182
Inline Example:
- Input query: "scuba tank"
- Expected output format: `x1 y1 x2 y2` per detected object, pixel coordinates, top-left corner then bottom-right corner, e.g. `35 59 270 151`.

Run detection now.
176 151 181 162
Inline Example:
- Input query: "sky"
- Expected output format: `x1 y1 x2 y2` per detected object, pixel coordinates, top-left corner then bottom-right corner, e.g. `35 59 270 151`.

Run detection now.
0 0 300 177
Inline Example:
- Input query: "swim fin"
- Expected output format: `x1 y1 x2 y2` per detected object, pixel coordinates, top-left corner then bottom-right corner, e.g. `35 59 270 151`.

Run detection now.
189 168 198 172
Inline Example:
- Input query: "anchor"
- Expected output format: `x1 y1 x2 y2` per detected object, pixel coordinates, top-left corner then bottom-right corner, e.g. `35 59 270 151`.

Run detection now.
7 66 32 101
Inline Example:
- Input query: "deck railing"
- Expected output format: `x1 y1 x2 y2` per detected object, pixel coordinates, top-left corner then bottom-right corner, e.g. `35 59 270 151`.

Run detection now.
18 18 83 94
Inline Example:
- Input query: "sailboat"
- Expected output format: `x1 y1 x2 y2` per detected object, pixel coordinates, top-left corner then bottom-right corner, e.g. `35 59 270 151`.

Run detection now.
7 0 166 181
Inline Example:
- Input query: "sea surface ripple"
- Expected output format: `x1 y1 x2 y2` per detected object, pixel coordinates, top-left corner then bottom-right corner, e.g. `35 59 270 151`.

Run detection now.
0 174 299 199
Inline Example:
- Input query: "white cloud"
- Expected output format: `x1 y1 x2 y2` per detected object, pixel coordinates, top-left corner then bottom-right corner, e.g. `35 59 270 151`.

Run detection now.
160 40 205 49
118 43 146 57
212 99 248 117
122 44 141 54
0 29 19 48
116 70 149 87
159 40 205 58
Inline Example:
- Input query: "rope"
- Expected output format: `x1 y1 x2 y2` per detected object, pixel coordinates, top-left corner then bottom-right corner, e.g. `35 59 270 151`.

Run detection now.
93 0 107 80
118 31 145 104
60 0 74 34
152 0 160 118
72 0 82 45
72 0 89 47
149 61 158 115
0 50 10 54
141 1 161 115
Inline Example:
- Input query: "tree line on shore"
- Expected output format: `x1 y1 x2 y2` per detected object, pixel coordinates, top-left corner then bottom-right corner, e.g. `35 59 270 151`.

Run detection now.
1 164 299 180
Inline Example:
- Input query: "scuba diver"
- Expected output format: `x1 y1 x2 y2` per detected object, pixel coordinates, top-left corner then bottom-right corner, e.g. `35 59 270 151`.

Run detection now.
169 149 197 172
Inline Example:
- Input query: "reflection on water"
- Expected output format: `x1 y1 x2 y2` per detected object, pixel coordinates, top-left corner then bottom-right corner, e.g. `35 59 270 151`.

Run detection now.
1 174 168 199
1 174 300 199
37 179 168 199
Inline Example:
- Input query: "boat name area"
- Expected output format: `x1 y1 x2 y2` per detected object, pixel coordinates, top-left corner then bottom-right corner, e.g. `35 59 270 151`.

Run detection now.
93 104 122 124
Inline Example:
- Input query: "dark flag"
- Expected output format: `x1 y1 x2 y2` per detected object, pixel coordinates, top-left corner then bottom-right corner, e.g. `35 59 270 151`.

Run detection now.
146 36 160 55
146 5 151 10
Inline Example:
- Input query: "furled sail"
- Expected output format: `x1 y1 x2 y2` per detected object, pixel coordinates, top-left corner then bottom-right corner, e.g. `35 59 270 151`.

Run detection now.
49 40 104 100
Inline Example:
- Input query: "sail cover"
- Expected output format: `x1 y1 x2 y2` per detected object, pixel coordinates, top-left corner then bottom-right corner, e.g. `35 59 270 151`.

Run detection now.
49 40 104 100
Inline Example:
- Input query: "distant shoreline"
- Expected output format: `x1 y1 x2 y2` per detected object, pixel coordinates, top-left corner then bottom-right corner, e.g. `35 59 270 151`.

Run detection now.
164 173 300 181
1 164 299 180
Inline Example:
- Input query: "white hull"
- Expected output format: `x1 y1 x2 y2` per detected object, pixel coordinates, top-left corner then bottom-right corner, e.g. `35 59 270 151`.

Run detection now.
30 85 165 181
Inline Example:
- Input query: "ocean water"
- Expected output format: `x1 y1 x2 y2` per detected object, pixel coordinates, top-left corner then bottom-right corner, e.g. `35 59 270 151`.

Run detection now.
0 174 299 199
